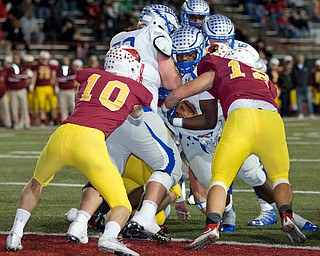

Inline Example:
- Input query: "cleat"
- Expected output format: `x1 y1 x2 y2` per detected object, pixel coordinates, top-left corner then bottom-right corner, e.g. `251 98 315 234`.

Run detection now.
281 211 307 243
184 223 219 250
6 232 23 251
66 220 88 244
99 236 140 256
221 205 236 233
221 224 236 233
122 221 171 243
248 209 278 226
301 221 319 232
293 213 319 232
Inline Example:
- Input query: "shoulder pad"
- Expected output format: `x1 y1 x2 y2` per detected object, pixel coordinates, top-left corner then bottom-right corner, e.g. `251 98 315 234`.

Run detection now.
151 26 172 57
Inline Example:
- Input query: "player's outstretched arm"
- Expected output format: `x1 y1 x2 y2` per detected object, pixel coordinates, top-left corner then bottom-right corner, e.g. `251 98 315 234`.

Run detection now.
164 71 215 110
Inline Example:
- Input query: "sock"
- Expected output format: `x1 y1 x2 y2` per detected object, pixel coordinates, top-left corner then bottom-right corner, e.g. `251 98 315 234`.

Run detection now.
279 205 293 218
138 200 158 220
103 221 121 238
206 212 222 225
258 198 273 212
74 210 91 224
11 208 31 237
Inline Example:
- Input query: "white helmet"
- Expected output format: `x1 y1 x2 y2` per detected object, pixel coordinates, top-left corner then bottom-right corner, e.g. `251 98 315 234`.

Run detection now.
180 0 210 29
172 25 205 75
202 14 235 47
104 45 142 81
209 42 232 58
226 48 256 67
138 4 179 35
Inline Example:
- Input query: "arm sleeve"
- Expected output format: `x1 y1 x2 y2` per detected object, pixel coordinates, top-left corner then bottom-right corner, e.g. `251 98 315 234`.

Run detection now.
197 55 215 76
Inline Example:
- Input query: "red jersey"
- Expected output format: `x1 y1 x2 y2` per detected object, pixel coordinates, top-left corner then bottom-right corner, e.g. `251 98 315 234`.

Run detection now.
197 54 278 118
56 65 76 90
63 68 153 138
0 69 7 98
31 64 56 86
6 65 29 90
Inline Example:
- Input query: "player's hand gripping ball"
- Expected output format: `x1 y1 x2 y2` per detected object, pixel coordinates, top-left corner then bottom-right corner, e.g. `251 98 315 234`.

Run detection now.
176 100 197 118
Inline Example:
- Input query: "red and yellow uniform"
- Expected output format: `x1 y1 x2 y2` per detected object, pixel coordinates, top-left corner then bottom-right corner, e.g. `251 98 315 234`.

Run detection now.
33 68 152 211
31 63 57 113
198 55 288 188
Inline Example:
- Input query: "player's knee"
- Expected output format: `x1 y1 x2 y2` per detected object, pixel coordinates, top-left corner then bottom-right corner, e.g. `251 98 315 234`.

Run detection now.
148 171 173 193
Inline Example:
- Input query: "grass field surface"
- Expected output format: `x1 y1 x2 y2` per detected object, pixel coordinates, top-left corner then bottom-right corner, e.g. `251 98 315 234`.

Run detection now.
0 118 319 248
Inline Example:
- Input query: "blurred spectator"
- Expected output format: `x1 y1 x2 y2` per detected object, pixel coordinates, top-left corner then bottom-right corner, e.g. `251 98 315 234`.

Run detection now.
291 54 314 119
6 53 31 129
0 58 12 128
0 0 10 20
253 38 272 61
93 12 107 41
4 15 24 44
252 3 266 25
20 9 44 44
59 14 82 42
42 8 62 42
267 57 281 106
103 0 120 37
60 0 80 16
22 54 37 126
86 0 101 27
265 0 287 30
32 0 51 20
87 54 101 69
278 61 294 117
56 55 77 122
312 0 320 21
311 59 320 115
296 10 310 38
30 50 58 126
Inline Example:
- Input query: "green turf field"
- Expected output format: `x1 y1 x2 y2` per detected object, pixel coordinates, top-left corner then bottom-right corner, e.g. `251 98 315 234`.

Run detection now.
0 118 319 247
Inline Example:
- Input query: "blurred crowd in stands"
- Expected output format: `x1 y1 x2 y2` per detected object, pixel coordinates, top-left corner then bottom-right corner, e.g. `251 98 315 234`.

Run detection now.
0 0 319 128
238 0 320 38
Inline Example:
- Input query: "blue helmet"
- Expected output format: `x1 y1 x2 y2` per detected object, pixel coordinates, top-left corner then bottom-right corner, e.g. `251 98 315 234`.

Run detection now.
138 4 179 35
202 14 235 47
180 0 210 29
171 25 205 75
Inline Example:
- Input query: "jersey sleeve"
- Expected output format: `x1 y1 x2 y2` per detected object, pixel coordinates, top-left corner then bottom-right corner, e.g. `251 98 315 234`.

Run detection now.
197 54 214 76
269 80 278 99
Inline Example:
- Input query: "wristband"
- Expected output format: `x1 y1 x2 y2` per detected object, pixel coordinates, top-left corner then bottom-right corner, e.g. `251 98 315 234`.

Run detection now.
172 118 184 127
161 103 171 114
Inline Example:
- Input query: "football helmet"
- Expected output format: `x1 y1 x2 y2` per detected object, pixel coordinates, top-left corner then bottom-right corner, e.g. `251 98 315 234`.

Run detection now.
225 48 256 67
104 45 142 81
180 0 210 29
202 14 235 46
209 42 232 58
138 4 179 35
172 25 205 75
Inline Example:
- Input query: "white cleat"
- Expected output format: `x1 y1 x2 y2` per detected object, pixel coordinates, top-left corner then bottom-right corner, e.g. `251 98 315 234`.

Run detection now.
6 231 23 251
66 220 89 244
281 213 306 244
98 236 140 256
184 223 219 250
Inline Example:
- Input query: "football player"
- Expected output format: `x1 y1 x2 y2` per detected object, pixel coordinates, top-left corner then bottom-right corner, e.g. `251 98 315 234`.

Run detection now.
67 4 183 243
164 46 307 248
201 13 318 232
180 0 210 29
6 45 153 256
